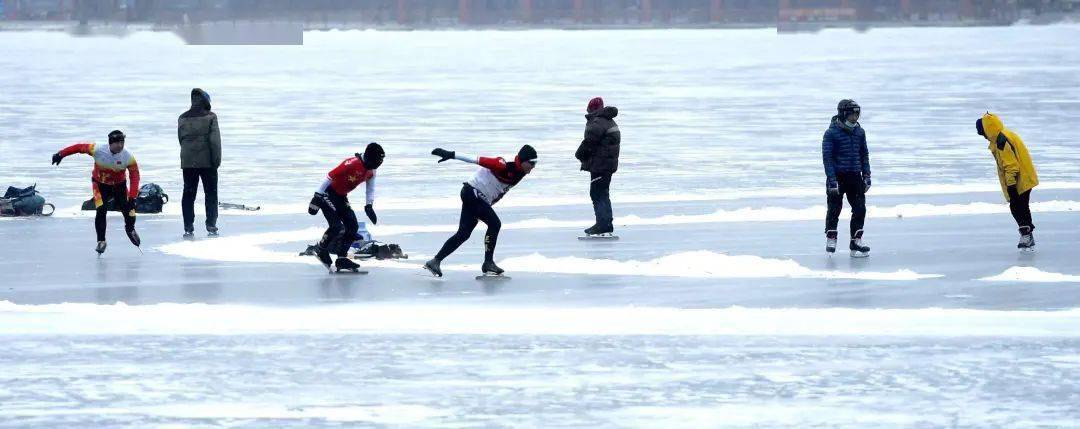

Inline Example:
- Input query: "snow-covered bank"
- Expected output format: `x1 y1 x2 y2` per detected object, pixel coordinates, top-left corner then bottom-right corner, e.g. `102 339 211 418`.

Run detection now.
159 230 939 280
981 267 1080 282
3 301 1079 337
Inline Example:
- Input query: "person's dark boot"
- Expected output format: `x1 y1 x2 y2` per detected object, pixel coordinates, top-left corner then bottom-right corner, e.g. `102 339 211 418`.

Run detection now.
481 260 504 276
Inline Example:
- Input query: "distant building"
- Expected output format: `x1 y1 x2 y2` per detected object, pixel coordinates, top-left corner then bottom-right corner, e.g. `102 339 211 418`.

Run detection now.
0 0 1074 27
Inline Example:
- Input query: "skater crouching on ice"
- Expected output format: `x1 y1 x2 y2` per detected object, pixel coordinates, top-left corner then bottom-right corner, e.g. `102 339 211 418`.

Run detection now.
822 99 871 257
423 144 538 277
308 142 384 272
575 96 620 236
977 112 1039 250
51 130 141 254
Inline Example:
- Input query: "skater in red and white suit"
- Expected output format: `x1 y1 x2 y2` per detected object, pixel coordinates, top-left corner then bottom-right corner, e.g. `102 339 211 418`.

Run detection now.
51 130 141 255
423 144 538 277
307 142 384 272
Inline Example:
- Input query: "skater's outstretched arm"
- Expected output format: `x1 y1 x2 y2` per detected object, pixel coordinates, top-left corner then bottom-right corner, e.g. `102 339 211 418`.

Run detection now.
431 148 477 164
51 142 94 165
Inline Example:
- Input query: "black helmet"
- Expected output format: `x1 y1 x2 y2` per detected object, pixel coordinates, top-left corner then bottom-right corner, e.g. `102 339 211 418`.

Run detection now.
516 144 538 165
362 142 385 170
108 130 126 143
837 99 861 118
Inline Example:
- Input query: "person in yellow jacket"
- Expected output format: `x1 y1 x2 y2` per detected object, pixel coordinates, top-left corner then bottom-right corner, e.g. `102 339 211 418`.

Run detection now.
976 112 1039 250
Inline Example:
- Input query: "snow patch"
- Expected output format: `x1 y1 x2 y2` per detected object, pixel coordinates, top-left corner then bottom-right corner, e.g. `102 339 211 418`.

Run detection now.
1 301 1078 337
486 251 940 281
159 231 937 280
980 267 1080 282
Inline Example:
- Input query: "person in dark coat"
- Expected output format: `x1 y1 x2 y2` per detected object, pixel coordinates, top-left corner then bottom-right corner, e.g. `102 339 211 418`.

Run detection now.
575 97 620 235
822 99 871 257
178 88 222 238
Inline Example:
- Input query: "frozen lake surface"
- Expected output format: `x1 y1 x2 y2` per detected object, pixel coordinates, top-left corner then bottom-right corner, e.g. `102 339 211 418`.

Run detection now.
2 25 1079 427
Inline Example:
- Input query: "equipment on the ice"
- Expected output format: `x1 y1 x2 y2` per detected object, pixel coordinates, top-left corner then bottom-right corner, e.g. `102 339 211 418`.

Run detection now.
364 203 377 225
133 183 169 214
579 233 619 241
1 184 54 217
424 259 443 277
82 183 169 215
352 240 406 260
219 202 260 211
432 148 455 163
95 241 107 255
334 257 366 273
362 142 385 170
1018 227 1035 251
826 230 838 253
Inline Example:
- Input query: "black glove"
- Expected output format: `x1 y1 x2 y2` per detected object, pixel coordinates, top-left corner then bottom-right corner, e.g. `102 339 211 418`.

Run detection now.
863 175 871 193
51 152 62 165
431 148 454 163
826 178 839 196
308 193 322 215
364 203 377 225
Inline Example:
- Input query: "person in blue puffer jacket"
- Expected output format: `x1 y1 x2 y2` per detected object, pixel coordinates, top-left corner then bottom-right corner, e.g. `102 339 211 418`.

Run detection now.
822 99 871 257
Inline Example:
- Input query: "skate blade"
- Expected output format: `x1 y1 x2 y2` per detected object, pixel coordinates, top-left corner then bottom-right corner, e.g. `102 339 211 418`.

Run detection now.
333 269 369 275
850 251 870 258
578 233 619 240
476 274 510 280
418 269 444 280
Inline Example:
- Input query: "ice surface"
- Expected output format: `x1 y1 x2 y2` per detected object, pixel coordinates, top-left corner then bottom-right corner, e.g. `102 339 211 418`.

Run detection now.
3 25 1080 427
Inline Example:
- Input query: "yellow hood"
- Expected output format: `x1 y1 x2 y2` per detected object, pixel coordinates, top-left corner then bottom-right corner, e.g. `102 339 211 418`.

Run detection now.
981 112 1005 143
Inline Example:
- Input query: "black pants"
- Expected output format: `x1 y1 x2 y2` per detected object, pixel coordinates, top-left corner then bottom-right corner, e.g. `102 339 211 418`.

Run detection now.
1007 187 1034 233
434 184 501 263
312 188 359 258
825 172 866 239
94 182 135 242
590 172 613 228
182 167 219 233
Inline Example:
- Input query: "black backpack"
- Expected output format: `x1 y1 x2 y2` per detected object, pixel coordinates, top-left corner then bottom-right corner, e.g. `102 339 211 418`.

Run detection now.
134 183 169 214
1 184 54 217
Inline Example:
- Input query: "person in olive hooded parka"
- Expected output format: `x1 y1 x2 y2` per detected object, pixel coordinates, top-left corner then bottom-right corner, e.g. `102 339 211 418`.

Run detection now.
178 88 222 238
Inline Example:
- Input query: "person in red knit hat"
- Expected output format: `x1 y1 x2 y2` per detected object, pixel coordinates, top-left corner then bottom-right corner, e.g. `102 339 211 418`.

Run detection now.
51 130 142 255
575 96 621 236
